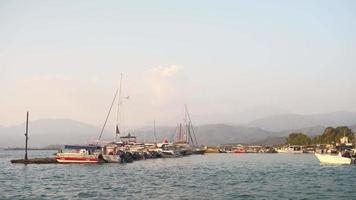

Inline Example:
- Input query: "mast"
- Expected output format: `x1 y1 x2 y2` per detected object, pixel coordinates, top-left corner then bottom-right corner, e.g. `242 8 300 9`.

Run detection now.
153 120 157 145
185 104 198 146
179 123 182 142
24 111 29 161
184 105 189 143
115 73 123 142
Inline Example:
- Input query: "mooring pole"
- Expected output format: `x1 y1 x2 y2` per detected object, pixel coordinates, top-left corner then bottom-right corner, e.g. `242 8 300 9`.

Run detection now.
24 111 29 161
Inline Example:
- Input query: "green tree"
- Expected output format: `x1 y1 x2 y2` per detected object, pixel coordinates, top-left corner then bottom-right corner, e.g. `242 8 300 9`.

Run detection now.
312 126 353 144
312 135 322 144
286 133 311 145
334 126 353 143
321 127 336 144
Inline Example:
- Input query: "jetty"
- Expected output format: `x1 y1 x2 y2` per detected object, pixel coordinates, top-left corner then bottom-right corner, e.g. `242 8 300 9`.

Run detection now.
11 157 57 164
10 111 58 164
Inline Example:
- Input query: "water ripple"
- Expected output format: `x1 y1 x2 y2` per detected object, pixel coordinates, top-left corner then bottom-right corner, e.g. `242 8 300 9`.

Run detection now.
1 151 356 199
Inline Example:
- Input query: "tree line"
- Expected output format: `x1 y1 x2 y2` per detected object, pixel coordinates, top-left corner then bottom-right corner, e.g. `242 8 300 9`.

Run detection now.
286 126 355 145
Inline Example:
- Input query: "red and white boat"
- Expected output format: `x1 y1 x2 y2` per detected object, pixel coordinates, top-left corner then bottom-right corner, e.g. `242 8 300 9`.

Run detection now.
234 147 246 153
56 145 103 163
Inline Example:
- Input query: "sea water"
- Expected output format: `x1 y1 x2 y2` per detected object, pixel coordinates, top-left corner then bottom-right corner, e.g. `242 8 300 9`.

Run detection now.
1 150 355 200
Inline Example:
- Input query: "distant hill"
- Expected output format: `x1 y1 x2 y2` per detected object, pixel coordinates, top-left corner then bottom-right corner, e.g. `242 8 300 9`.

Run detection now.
350 124 356 131
0 119 276 147
194 124 274 145
246 111 356 132
123 124 276 146
279 126 326 137
251 136 286 146
0 119 107 148
1 114 355 148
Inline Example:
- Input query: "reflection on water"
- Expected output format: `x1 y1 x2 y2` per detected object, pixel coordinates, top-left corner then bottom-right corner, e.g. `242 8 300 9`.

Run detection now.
1 150 355 199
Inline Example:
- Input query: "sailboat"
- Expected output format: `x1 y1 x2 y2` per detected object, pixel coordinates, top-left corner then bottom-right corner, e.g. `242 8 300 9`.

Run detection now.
99 73 127 163
174 105 205 155
56 74 127 164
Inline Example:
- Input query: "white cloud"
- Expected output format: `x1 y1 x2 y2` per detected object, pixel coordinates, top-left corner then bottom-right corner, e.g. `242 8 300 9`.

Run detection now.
145 65 184 105
149 65 182 78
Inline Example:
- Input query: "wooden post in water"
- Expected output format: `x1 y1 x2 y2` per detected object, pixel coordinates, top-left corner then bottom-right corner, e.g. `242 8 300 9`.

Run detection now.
24 111 29 161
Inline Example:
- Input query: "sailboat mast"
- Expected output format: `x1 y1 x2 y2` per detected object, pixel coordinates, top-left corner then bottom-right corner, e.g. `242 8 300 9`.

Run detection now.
179 123 182 141
184 104 189 143
154 120 157 144
185 104 198 146
115 73 123 142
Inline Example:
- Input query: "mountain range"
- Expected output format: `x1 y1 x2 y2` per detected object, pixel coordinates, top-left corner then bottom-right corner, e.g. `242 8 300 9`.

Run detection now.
1 111 355 147
246 111 356 132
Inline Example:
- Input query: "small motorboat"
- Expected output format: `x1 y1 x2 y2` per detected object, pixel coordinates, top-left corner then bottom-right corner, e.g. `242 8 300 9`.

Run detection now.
314 153 353 165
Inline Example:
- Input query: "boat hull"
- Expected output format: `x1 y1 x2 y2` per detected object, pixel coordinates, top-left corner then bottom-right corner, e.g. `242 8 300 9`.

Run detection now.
56 153 99 163
314 153 351 165
102 155 121 163
234 149 246 153
205 148 219 153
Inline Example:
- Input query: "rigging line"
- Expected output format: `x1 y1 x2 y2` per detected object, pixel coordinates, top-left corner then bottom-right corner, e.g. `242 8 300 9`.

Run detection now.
186 106 198 146
97 87 119 142
116 73 123 127
187 123 195 146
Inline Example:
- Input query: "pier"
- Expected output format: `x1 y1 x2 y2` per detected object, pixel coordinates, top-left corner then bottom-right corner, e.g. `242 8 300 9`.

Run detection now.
11 157 57 164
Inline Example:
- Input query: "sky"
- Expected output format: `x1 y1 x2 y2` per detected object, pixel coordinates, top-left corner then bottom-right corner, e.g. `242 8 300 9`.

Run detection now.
0 0 356 128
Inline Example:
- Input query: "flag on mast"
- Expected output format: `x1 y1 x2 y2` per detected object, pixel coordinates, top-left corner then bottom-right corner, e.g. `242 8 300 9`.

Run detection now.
116 125 120 134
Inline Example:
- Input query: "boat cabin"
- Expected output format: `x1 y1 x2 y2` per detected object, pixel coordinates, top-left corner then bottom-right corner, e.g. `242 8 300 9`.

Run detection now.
61 145 101 155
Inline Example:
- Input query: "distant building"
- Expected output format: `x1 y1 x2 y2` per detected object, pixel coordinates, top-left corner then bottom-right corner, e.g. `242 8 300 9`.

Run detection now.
340 136 349 144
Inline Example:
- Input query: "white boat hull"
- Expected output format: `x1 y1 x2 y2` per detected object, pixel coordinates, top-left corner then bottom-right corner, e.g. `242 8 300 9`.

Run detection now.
56 153 99 163
102 155 121 163
314 153 351 165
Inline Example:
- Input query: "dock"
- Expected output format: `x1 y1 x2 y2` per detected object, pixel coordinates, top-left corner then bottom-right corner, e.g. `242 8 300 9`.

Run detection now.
11 157 57 164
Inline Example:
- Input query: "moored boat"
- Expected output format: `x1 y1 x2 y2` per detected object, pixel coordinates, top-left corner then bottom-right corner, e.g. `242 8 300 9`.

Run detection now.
233 145 246 153
205 147 219 153
314 153 352 165
234 148 246 153
56 145 103 163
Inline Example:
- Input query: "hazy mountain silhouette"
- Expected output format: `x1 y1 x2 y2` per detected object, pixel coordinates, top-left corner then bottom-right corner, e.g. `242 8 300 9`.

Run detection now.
246 111 356 132
0 119 274 147
0 119 107 148
1 111 355 147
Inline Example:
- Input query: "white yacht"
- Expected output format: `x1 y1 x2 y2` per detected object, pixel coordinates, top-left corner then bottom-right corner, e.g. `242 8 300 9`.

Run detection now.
314 153 352 165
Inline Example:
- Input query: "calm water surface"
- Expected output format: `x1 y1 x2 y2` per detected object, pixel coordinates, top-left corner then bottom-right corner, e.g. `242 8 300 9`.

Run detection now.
1 150 355 200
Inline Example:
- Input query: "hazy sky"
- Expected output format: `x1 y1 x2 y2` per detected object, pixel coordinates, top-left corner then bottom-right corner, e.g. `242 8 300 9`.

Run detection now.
1 0 355 127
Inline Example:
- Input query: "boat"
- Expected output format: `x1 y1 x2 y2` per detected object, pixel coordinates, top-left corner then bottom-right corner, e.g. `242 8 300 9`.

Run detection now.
205 147 219 153
276 145 303 153
56 145 104 163
314 153 353 165
193 148 207 154
276 148 288 153
158 149 182 158
233 145 246 153
97 73 134 163
102 142 123 163
173 105 205 155
315 136 356 165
